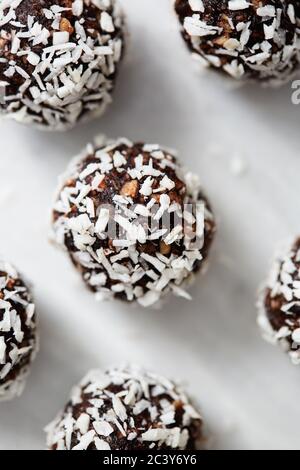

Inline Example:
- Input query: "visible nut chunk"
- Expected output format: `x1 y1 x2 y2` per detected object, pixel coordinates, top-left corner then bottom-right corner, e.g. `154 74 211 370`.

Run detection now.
0 38 6 50
270 297 282 311
219 14 233 34
252 0 262 8
160 240 171 255
173 400 183 411
60 18 74 34
214 35 229 47
120 180 139 198
65 178 76 188
6 279 15 289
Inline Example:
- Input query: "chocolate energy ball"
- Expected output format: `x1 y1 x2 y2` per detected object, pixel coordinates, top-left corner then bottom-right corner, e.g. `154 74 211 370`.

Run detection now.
46 364 203 450
0 0 125 130
0 260 38 401
175 0 300 85
52 137 216 308
258 238 300 365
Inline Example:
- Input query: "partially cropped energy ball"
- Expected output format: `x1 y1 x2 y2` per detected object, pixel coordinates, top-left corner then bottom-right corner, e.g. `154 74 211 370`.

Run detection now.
296 3 300 22
258 238 300 365
0 0 125 130
46 364 203 450
175 0 300 85
0 260 38 401
52 137 216 308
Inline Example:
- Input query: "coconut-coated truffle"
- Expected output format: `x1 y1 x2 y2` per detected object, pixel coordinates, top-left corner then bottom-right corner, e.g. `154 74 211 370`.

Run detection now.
46 364 203 450
51 137 216 308
296 3 300 23
258 238 300 365
0 0 125 130
175 0 300 85
0 260 38 401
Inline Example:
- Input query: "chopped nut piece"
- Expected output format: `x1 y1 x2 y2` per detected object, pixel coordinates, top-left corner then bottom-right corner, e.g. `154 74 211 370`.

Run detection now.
214 35 229 47
270 298 282 311
60 18 74 34
66 179 76 188
6 279 15 289
160 240 171 255
174 400 183 410
120 180 139 198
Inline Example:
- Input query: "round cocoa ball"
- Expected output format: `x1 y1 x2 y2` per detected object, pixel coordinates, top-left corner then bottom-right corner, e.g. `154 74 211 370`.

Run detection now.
46 364 203 450
258 238 300 365
0 0 125 130
52 137 216 308
0 260 38 401
175 0 299 85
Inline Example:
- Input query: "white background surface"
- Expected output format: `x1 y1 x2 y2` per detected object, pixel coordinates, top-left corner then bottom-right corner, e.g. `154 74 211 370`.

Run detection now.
0 0 299 450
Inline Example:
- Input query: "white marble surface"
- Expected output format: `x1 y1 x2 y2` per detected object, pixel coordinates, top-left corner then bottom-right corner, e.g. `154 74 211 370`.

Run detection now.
0 0 299 450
